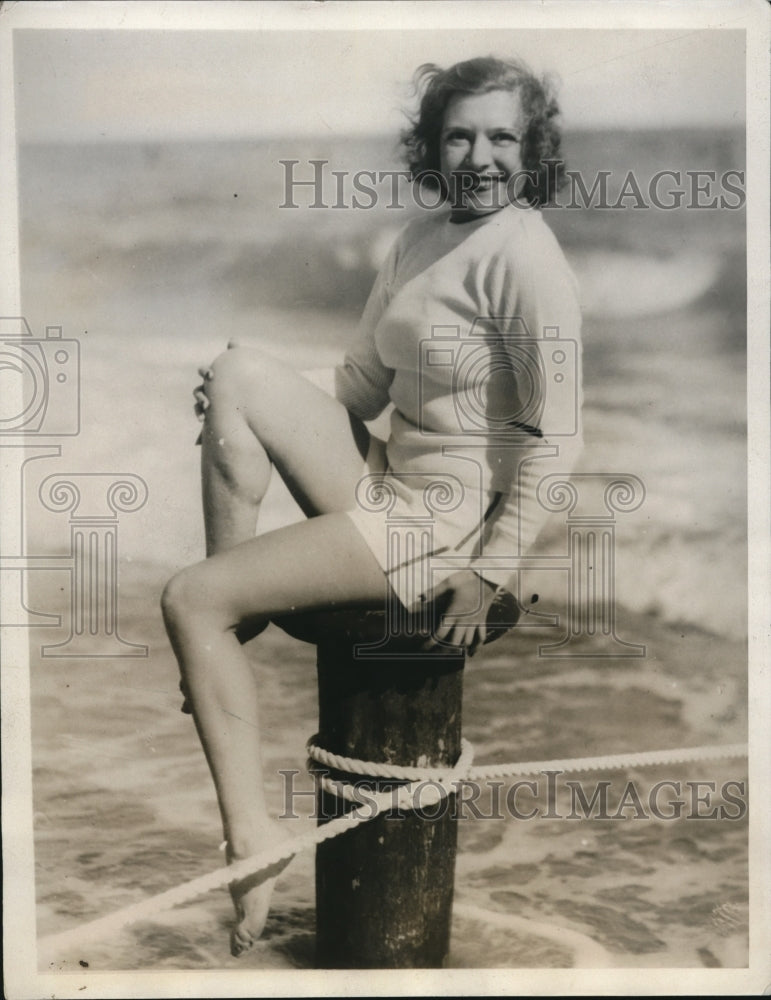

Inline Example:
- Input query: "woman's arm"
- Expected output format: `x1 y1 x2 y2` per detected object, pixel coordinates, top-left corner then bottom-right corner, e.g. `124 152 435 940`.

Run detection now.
334 233 402 421
471 227 583 595
432 217 584 642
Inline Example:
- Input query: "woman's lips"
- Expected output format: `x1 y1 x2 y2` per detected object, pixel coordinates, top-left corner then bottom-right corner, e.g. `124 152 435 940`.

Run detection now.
466 176 507 207
471 174 506 190
449 173 508 212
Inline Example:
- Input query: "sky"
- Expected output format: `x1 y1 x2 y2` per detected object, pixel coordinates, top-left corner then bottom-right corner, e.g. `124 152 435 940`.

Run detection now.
11 20 747 143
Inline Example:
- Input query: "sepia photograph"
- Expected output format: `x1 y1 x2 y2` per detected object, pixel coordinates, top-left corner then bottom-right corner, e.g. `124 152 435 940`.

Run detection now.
1 1 769 996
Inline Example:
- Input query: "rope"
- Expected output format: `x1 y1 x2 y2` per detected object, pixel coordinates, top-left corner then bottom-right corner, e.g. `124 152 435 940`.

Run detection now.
309 737 476 803
307 737 473 783
467 742 749 780
307 738 748 785
38 738 747 960
38 742 474 960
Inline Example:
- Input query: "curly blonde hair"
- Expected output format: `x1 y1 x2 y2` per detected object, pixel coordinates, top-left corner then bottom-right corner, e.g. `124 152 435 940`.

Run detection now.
402 56 565 206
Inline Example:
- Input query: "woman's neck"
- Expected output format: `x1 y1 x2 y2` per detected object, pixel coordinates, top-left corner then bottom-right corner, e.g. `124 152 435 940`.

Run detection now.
448 205 507 225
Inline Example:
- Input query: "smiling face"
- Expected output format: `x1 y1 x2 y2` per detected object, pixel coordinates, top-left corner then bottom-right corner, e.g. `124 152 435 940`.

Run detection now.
439 89 526 219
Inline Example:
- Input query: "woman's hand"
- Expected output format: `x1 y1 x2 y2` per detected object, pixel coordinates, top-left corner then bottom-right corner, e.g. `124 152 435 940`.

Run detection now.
193 366 214 422
193 342 242 422
423 570 501 657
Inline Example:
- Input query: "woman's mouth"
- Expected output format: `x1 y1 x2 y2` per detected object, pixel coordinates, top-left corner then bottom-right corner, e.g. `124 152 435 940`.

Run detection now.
473 173 506 188
448 172 509 215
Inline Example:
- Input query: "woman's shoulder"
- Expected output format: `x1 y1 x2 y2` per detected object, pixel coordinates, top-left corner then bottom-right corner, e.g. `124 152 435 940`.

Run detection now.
489 205 571 269
377 210 452 272
483 205 579 302
495 203 560 245
398 208 448 243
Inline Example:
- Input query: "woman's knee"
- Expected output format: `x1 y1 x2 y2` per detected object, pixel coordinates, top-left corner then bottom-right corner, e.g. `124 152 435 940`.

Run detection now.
162 563 270 647
161 565 214 633
207 345 274 407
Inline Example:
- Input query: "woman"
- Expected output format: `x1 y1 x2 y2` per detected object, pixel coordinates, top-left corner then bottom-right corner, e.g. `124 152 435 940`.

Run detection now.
161 55 582 956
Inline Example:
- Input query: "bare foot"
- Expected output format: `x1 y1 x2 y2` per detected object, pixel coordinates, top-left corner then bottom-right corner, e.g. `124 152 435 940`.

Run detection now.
227 821 288 957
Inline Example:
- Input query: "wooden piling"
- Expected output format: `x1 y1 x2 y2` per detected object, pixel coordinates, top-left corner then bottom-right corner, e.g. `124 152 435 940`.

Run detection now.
275 610 464 969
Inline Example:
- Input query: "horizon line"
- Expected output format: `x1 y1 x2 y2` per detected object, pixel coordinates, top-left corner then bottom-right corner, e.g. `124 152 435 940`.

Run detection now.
17 122 747 146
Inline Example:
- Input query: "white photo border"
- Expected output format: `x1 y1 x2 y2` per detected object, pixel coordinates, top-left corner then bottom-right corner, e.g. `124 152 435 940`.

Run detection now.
1 1 768 997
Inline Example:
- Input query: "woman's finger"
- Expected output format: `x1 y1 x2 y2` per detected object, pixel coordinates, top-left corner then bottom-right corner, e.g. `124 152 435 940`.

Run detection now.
450 625 469 653
197 367 214 380
440 624 463 651
434 618 454 642
423 616 453 650
468 629 481 658
428 624 452 650
459 625 477 655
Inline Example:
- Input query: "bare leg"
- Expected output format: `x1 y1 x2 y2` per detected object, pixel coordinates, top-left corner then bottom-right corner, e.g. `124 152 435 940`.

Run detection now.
162 514 389 952
169 347 386 951
200 397 272 556
199 343 374 556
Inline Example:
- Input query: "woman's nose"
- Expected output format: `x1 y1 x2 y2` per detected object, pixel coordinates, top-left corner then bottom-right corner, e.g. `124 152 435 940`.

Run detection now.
465 135 493 171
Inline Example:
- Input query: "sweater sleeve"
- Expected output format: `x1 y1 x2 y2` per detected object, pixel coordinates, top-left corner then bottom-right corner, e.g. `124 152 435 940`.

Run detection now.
334 232 401 421
469 215 584 592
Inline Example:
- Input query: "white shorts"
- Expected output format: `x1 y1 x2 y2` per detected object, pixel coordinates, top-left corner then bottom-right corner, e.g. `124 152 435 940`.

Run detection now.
346 433 545 612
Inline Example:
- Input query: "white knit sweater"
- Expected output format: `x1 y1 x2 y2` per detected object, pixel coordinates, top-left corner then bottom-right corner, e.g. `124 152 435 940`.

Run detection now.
335 203 583 591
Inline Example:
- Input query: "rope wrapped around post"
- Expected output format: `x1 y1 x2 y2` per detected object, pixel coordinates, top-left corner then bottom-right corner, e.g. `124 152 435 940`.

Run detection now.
302 609 467 969
37 738 747 963
307 736 476 803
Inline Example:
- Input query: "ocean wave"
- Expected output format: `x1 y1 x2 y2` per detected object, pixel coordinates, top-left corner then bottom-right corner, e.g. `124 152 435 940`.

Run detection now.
570 250 722 319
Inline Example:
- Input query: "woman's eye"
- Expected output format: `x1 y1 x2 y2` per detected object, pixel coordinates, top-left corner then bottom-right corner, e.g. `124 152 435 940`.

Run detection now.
444 132 469 145
492 133 519 145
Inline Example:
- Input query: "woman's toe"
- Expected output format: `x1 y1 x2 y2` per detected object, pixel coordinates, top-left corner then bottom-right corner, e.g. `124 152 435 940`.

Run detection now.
230 923 256 957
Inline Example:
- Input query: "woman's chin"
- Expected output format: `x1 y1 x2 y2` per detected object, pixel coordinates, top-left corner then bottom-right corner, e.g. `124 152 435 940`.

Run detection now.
450 200 507 221
450 184 512 219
